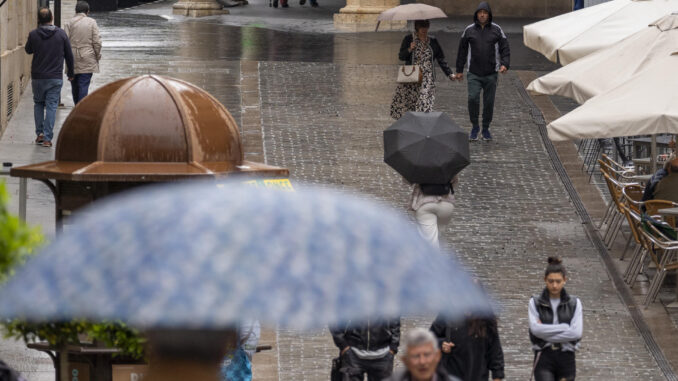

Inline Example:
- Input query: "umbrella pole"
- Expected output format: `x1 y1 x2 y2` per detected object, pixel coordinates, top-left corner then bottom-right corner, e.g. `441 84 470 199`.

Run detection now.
651 135 657 172
375 20 380 32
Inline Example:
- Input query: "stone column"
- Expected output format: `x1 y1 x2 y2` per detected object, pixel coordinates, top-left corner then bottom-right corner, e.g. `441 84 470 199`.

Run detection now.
334 0 405 31
172 0 229 17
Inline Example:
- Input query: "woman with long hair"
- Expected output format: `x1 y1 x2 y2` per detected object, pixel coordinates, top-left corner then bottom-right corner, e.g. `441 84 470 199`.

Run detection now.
528 257 583 381
430 313 504 381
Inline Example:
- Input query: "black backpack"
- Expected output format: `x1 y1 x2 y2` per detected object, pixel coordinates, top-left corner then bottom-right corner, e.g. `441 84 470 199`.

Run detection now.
420 183 453 196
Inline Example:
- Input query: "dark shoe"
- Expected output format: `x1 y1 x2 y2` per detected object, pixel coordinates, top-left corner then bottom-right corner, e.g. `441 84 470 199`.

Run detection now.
42 140 52 148
299 0 305 4
310 1 318 6
481 128 492 141
469 126 479 141
272 0 278 7
35 134 44 144
281 1 288 7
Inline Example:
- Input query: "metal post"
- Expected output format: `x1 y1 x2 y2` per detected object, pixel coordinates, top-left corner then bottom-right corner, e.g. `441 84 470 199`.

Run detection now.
19 178 27 221
54 0 61 27
651 135 657 172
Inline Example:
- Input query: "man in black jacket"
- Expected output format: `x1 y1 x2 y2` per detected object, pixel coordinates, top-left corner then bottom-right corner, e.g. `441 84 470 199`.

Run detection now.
330 318 400 381
453 2 510 142
25 7 74 148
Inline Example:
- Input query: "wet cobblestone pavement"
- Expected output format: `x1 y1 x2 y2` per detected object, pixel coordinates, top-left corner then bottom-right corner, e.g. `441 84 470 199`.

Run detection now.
0 0 673 379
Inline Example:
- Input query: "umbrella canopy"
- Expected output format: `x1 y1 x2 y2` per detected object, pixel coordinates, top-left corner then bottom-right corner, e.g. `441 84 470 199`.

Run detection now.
384 112 470 184
523 0 678 65
0 182 491 330
377 3 447 21
547 52 678 141
527 13 678 104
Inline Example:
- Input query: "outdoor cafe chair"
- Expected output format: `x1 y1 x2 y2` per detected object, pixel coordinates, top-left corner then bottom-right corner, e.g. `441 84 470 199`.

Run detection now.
641 223 678 307
644 200 678 229
598 162 635 230
601 173 637 248
622 206 650 287
620 184 645 260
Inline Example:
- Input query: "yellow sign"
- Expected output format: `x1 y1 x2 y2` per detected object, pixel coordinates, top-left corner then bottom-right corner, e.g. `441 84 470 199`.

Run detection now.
217 178 294 191
243 178 294 191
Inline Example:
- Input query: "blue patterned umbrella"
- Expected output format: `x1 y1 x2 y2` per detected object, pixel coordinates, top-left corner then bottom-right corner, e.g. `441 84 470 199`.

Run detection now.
0 182 491 329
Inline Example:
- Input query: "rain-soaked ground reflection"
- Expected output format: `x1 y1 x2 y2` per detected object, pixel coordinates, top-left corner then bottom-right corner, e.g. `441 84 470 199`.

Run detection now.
95 10 558 70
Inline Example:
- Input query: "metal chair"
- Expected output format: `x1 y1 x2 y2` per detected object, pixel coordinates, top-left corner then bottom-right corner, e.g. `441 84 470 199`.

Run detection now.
641 223 678 307
620 184 645 260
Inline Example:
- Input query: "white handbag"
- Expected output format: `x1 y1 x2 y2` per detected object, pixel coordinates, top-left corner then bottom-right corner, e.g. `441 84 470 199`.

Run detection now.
397 65 422 84
397 36 423 84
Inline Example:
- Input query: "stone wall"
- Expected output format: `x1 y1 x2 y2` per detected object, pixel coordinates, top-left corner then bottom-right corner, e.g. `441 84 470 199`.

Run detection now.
418 0 572 18
0 0 36 136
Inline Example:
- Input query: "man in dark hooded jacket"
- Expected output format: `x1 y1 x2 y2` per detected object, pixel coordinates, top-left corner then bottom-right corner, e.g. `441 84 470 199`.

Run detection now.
25 7 74 148
453 2 510 142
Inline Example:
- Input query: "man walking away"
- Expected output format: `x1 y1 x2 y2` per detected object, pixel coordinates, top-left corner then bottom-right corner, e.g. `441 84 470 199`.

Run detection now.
64 1 101 105
25 7 74 148
454 1 510 142
330 318 400 381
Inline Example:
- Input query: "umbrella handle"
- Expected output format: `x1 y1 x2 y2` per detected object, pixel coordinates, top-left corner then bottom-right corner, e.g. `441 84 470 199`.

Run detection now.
375 21 380 32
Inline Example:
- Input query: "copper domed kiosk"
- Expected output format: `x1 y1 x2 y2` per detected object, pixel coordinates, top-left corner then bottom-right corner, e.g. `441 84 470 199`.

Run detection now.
11 75 288 229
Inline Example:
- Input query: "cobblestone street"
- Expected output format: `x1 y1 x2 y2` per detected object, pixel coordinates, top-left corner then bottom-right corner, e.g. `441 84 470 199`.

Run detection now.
0 0 675 379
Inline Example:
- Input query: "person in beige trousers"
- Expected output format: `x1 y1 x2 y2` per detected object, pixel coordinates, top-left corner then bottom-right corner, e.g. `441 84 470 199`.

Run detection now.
64 1 101 104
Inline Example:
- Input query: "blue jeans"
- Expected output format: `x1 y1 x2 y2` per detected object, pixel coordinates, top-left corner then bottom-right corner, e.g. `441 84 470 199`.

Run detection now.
32 79 63 142
71 73 93 104
573 0 584 10
467 72 498 130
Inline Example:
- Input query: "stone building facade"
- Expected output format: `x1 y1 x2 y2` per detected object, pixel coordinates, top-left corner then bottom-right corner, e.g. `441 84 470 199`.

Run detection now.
418 0 572 18
0 0 36 135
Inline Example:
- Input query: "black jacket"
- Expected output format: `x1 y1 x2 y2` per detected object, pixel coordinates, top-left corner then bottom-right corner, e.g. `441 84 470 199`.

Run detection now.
430 316 505 381
529 288 580 349
25 25 74 79
398 34 454 80
455 2 510 76
384 368 461 381
330 318 400 353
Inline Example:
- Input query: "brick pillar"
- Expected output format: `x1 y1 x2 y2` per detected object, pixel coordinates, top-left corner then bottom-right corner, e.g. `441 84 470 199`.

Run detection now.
334 0 405 31
172 0 229 17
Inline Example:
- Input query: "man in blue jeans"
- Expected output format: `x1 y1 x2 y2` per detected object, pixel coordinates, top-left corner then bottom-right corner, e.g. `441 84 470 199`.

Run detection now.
453 2 510 142
25 7 74 148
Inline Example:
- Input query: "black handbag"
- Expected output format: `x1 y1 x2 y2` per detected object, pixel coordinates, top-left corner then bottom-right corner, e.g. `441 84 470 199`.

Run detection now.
331 355 342 381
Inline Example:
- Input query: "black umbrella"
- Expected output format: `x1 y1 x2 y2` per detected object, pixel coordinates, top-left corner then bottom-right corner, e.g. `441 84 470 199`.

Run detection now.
384 112 470 184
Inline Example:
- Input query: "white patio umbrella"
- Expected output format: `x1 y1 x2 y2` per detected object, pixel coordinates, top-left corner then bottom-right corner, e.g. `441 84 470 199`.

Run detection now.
523 0 678 65
375 4 447 31
547 52 678 170
527 13 678 104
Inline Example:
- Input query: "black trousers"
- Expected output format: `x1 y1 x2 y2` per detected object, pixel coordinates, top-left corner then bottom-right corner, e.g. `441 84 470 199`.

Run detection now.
340 350 394 381
534 349 576 381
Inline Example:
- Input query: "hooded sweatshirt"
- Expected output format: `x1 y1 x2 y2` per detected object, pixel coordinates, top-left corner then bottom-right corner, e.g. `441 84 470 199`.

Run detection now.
25 25 75 79
455 2 510 76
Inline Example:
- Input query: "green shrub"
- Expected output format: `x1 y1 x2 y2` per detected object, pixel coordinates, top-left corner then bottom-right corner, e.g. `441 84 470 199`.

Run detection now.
0 181 145 359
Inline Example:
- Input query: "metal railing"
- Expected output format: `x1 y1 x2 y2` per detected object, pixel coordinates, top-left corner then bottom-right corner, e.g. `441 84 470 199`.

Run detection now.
1 163 28 221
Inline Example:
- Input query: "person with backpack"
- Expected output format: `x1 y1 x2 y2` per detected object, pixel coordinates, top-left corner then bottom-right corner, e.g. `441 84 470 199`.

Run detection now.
528 257 583 381
409 176 459 249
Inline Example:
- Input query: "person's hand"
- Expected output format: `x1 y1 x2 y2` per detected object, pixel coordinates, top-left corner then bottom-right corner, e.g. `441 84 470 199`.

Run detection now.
68 77 74 81
441 341 455 353
448 74 456 81
341 346 350 355
389 350 395 355
408 41 416 52
498 65 508 74
455 73 464 81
